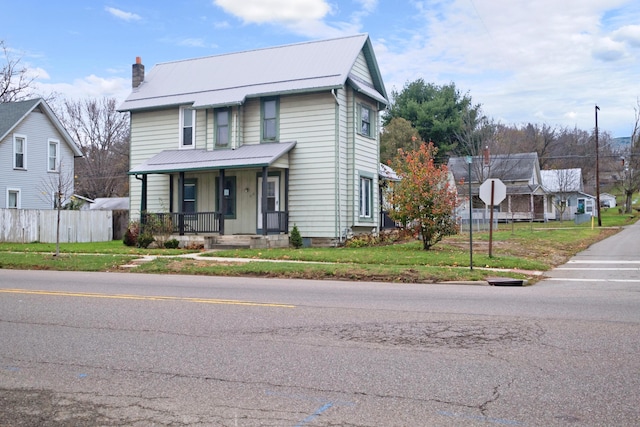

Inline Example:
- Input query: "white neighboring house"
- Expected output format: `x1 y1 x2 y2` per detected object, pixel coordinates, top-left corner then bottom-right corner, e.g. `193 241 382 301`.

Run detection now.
540 168 596 220
0 98 82 209
599 193 617 208
119 34 388 247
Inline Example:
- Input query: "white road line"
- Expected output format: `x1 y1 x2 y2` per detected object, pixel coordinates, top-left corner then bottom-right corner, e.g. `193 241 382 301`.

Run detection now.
545 278 640 282
556 268 640 271
567 260 640 264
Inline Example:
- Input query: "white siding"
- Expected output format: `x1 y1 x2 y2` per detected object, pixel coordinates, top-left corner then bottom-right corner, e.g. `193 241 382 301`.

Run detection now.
0 110 76 210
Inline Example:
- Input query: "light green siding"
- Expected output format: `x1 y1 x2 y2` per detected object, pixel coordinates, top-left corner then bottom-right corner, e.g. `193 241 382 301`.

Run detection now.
352 51 373 85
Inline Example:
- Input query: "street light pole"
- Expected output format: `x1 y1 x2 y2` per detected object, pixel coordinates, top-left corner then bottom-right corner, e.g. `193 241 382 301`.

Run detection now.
595 105 601 227
466 155 473 270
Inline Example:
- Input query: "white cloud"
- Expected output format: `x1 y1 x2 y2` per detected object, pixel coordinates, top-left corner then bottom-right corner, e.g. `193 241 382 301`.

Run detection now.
177 38 207 48
213 0 331 24
105 6 141 22
35 74 131 102
374 0 639 136
592 37 627 61
612 24 640 47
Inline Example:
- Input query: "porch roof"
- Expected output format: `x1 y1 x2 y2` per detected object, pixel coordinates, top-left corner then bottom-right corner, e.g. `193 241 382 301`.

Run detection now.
129 141 296 175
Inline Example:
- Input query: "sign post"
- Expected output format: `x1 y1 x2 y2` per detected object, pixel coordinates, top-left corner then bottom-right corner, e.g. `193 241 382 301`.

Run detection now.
479 178 506 258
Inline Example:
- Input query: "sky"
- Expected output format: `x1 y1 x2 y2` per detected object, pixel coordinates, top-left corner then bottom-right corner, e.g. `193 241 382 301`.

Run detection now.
3 0 640 138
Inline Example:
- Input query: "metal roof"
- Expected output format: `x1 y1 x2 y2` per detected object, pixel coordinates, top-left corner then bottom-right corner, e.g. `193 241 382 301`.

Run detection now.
0 98 82 157
129 141 297 175
119 34 387 111
540 169 583 193
448 152 540 183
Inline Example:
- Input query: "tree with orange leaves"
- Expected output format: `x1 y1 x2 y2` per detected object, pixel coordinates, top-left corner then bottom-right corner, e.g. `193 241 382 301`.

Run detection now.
388 141 459 250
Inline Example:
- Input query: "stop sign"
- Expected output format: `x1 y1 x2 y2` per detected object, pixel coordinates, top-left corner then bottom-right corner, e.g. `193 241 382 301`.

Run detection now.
479 178 506 206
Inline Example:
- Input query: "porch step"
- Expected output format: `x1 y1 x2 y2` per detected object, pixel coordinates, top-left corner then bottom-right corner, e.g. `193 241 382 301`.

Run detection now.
206 235 253 250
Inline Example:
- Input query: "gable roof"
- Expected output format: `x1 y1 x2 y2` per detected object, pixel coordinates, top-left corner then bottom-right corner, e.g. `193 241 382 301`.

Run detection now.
129 141 296 175
448 152 541 183
119 34 388 112
540 168 583 193
0 98 82 157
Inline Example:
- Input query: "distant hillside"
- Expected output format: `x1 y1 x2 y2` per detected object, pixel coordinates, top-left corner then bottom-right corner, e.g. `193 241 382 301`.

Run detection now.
612 136 631 151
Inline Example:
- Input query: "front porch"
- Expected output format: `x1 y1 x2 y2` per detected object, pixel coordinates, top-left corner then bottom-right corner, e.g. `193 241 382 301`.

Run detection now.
130 142 296 246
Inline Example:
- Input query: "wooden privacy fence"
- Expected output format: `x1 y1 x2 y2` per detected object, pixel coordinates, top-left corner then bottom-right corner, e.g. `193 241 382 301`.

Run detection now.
0 209 113 243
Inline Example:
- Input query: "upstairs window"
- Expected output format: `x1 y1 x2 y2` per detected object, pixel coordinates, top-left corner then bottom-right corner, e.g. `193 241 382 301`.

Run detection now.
48 139 59 172
181 107 195 147
359 104 373 138
14 135 26 169
215 109 230 148
262 98 278 142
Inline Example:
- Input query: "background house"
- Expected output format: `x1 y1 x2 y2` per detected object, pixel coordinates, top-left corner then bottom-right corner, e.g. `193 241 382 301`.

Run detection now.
541 168 596 220
119 34 388 248
448 152 549 222
0 98 82 209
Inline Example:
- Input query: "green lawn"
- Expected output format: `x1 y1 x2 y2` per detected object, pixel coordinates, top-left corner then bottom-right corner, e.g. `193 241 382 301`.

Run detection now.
0 208 636 284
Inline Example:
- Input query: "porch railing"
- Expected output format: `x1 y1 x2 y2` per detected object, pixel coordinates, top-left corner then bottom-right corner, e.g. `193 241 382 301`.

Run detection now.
142 212 220 235
265 211 288 233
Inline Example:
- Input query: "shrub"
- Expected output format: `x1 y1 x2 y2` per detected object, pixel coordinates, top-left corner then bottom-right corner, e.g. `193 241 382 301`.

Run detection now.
290 224 303 249
137 232 155 249
164 238 180 249
123 222 140 247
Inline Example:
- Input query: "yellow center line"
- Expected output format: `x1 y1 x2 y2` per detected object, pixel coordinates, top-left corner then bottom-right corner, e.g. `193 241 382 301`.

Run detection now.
0 288 295 308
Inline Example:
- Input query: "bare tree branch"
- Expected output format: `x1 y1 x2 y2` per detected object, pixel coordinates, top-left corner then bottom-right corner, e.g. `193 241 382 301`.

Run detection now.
0 40 37 103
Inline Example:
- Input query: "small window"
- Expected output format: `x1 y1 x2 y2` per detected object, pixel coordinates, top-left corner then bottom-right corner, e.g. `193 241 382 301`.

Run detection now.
216 176 236 218
359 104 373 137
48 139 59 171
262 98 278 142
215 109 230 148
359 176 373 218
183 180 197 213
181 107 195 147
14 135 26 169
7 189 20 209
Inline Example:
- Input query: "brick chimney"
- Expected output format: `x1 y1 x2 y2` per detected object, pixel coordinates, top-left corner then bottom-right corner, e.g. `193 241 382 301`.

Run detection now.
132 56 144 88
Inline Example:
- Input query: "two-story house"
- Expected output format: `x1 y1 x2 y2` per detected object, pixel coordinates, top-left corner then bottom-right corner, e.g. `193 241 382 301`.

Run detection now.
119 34 388 247
0 98 82 209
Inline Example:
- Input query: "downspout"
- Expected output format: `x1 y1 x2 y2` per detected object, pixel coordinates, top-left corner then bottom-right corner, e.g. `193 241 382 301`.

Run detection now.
332 88 342 245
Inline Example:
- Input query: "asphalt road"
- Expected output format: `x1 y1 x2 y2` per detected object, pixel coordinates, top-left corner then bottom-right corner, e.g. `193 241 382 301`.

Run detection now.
0 223 639 426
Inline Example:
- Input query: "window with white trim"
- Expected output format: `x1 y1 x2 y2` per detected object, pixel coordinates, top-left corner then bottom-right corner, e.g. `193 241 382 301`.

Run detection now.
359 176 373 218
262 98 278 142
359 104 373 138
180 107 195 147
215 109 230 148
7 189 20 209
14 134 26 169
48 139 59 171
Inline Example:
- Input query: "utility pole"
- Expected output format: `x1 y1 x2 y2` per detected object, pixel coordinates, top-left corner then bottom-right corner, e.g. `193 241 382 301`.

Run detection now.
595 105 601 227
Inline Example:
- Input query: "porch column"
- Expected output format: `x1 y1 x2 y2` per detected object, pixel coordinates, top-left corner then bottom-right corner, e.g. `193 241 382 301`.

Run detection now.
218 169 225 235
178 172 185 235
530 194 534 220
284 168 290 233
262 166 268 236
140 174 147 213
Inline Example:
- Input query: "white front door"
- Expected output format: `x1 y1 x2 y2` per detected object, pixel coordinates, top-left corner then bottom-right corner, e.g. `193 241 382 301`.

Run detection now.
257 176 279 229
